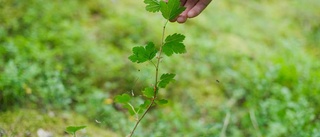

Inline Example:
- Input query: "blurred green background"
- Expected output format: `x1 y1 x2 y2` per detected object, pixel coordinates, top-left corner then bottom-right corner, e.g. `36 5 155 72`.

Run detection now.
1 0 320 136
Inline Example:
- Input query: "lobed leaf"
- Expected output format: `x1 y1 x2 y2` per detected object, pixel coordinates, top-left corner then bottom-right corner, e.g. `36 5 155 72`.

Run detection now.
142 87 154 98
129 42 158 63
160 0 186 20
158 73 175 88
114 94 131 103
66 126 86 135
165 33 185 43
144 0 161 12
162 33 186 56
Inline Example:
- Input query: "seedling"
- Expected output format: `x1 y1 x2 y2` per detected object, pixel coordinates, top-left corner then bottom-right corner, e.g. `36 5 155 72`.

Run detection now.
65 126 86 137
114 0 187 136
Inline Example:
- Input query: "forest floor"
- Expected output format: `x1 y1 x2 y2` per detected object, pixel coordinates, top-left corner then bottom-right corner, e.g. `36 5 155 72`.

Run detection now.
0 109 119 137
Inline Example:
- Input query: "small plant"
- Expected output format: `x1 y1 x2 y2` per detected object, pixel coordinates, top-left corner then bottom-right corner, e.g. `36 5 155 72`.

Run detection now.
65 126 86 137
114 0 187 136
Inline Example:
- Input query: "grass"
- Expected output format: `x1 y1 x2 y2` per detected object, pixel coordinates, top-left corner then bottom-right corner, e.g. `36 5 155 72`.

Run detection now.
0 0 319 136
0 109 119 137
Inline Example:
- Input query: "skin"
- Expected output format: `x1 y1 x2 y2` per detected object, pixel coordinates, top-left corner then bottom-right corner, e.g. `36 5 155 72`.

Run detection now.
173 0 213 23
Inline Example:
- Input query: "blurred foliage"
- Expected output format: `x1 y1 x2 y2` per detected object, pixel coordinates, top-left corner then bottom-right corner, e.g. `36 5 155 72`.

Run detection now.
0 109 118 137
0 0 320 136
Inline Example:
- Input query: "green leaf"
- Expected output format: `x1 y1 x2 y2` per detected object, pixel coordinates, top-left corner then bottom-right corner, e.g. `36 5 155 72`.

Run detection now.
66 126 86 135
123 103 136 115
160 0 186 20
144 0 160 12
162 33 186 56
159 1 170 19
156 99 168 105
140 100 151 109
129 42 158 63
158 73 175 88
142 87 154 98
114 94 131 103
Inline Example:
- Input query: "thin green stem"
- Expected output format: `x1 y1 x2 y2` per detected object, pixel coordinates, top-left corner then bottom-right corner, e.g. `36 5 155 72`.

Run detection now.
220 112 230 137
155 20 169 85
127 102 139 120
149 60 157 68
128 20 169 137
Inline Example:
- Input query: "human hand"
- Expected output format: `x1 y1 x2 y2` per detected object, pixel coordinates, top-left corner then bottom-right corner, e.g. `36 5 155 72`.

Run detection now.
172 0 212 23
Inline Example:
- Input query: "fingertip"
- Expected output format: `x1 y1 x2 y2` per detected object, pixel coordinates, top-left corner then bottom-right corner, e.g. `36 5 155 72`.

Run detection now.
187 10 198 18
169 18 177 22
177 16 187 23
187 0 212 18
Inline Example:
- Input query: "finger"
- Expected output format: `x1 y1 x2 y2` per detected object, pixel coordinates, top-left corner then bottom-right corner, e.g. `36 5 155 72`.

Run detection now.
177 0 199 23
180 0 187 5
187 0 212 18
169 17 178 22
181 0 199 16
176 16 187 23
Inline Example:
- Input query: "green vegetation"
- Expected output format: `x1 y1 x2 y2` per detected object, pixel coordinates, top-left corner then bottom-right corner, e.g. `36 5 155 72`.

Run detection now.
1 0 319 137
115 0 187 136
66 126 87 137
0 109 118 137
